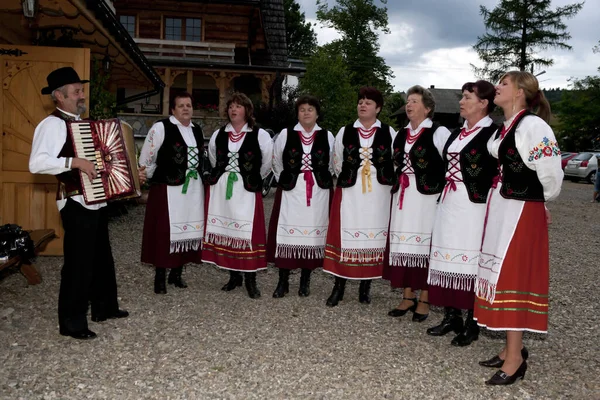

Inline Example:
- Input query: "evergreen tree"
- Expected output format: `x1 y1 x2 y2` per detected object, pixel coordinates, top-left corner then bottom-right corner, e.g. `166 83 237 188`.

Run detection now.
472 0 583 82
316 0 393 93
284 0 318 58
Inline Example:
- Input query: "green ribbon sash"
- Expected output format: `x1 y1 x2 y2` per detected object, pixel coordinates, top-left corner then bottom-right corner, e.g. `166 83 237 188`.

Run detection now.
226 172 238 200
181 169 199 194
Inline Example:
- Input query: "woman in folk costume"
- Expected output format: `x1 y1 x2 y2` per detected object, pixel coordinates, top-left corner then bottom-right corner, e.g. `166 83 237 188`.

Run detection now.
383 85 451 322
323 87 396 307
202 92 273 299
267 95 334 298
425 81 499 346
475 71 562 385
140 92 205 294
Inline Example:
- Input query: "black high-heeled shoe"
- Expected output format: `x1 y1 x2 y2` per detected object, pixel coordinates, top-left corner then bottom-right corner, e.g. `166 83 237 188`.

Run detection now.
387 297 417 317
479 347 529 368
485 360 527 385
412 300 430 322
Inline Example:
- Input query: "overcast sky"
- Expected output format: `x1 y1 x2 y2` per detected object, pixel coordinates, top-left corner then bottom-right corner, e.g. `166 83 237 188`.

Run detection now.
295 0 600 91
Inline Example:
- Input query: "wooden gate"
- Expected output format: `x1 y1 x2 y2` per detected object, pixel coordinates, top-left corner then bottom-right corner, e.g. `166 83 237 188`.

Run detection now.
1 45 90 255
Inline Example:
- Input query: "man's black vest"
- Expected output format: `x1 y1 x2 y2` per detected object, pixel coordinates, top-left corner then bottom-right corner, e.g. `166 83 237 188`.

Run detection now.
391 123 445 195
497 111 545 201
442 124 499 203
206 126 263 192
54 110 82 197
277 127 333 190
336 123 394 188
151 118 205 186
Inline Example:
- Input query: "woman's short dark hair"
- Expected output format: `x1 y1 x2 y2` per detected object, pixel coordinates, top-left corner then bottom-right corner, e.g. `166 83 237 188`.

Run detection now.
406 85 435 119
295 95 321 116
461 80 496 114
226 92 256 128
357 86 384 110
170 91 194 113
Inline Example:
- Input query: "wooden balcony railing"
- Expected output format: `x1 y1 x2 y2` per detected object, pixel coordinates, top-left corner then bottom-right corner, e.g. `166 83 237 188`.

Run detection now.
133 38 235 63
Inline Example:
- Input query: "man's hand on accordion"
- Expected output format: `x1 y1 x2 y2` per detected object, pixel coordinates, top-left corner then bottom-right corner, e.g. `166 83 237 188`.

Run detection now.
72 157 98 181
138 165 147 186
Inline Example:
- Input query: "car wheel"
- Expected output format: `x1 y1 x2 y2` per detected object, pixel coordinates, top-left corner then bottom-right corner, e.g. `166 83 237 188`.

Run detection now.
587 170 597 184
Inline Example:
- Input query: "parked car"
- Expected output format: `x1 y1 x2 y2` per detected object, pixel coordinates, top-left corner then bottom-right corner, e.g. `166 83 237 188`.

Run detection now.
564 152 599 183
561 152 577 170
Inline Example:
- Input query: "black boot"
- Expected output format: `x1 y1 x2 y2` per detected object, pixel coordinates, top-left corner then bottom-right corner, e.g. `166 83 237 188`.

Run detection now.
298 268 312 297
244 272 261 299
168 266 188 288
154 268 166 294
326 277 346 307
221 271 243 291
272 269 290 298
426 307 463 336
359 280 372 304
451 309 480 346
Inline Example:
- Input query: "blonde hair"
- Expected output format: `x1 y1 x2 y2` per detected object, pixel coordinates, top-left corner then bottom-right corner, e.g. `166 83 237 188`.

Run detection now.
499 71 551 123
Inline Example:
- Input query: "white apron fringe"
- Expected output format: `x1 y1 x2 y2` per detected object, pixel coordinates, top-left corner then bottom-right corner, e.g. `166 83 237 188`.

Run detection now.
170 238 202 254
206 232 251 250
275 244 324 259
427 269 475 291
390 252 429 268
475 277 496 304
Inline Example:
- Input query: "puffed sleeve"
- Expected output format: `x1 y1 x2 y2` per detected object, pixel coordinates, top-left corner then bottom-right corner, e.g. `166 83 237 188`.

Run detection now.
272 128 288 180
208 129 220 168
29 117 72 175
332 127 345 176
433 126 452 157
138 121 165 179
258 128 274 179
515 116 563 201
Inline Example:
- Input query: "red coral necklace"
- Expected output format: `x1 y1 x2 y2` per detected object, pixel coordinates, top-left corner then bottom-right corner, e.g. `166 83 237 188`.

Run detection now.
298 130 316 145
229 129 246 143
459 126 480 140
406 127 425 145
359 127 377 139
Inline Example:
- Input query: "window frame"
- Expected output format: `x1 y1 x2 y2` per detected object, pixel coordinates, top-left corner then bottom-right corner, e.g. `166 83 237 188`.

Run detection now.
119 14 137 38
163 16 202 42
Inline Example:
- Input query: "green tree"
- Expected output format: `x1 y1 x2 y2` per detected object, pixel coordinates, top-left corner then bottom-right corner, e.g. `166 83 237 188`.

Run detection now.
555 72 600 151
89 60 116 120
316 0 393 93
299 48 357 131
284 0 318 58
472 0 583 82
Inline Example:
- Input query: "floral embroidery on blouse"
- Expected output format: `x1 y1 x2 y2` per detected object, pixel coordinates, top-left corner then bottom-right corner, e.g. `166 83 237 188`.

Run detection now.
528 137 561 162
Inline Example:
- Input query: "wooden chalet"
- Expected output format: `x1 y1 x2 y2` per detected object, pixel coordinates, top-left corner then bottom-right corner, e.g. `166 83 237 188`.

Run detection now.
0 0 163 255
113 0 304 138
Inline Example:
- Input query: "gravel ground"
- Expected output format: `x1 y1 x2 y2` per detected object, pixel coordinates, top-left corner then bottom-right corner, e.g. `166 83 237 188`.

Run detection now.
0 181 599 399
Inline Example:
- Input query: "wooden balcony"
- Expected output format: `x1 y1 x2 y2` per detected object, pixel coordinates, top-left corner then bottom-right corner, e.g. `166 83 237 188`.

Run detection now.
133 38 235 63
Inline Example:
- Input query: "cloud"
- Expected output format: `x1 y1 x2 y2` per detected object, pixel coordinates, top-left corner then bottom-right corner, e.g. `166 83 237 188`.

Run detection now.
297 0 600 91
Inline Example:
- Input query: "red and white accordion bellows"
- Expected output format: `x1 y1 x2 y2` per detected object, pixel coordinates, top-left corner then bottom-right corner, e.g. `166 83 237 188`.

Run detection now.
67 118 141 204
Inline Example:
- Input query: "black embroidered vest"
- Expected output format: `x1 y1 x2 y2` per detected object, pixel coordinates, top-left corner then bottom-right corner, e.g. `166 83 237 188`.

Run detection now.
151 119 205 186
336 124 394 188
497 112 545 201
277 127 333 190
54 110 83 198
442 124 499 203
206 126 263 192
391 123 445 195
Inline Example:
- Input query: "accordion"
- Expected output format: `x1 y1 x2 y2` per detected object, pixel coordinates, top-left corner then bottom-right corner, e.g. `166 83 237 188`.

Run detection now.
67 119 141 205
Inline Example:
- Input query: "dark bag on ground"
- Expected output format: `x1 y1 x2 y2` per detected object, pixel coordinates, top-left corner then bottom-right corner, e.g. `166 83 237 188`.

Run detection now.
0 224 34 261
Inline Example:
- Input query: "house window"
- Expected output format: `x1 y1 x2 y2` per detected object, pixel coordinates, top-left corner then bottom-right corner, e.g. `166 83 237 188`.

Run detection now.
165 17 202 41
119 15 136 37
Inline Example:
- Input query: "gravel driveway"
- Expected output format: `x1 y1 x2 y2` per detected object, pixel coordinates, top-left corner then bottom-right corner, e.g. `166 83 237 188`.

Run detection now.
0 181 598 399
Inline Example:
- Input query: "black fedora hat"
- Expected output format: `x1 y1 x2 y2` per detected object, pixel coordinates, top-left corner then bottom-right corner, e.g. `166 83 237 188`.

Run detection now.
41 67 89 95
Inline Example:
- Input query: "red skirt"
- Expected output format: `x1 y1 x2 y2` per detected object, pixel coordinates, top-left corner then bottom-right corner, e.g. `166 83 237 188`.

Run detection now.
474 202 549 332
266 188 331 270
323 187 385 279
141 184 202 268
429 285 475 310
381 234 428 290
202 187 267 272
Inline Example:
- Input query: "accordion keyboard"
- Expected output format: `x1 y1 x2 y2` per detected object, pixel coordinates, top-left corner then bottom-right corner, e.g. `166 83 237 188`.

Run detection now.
70 123 107 202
